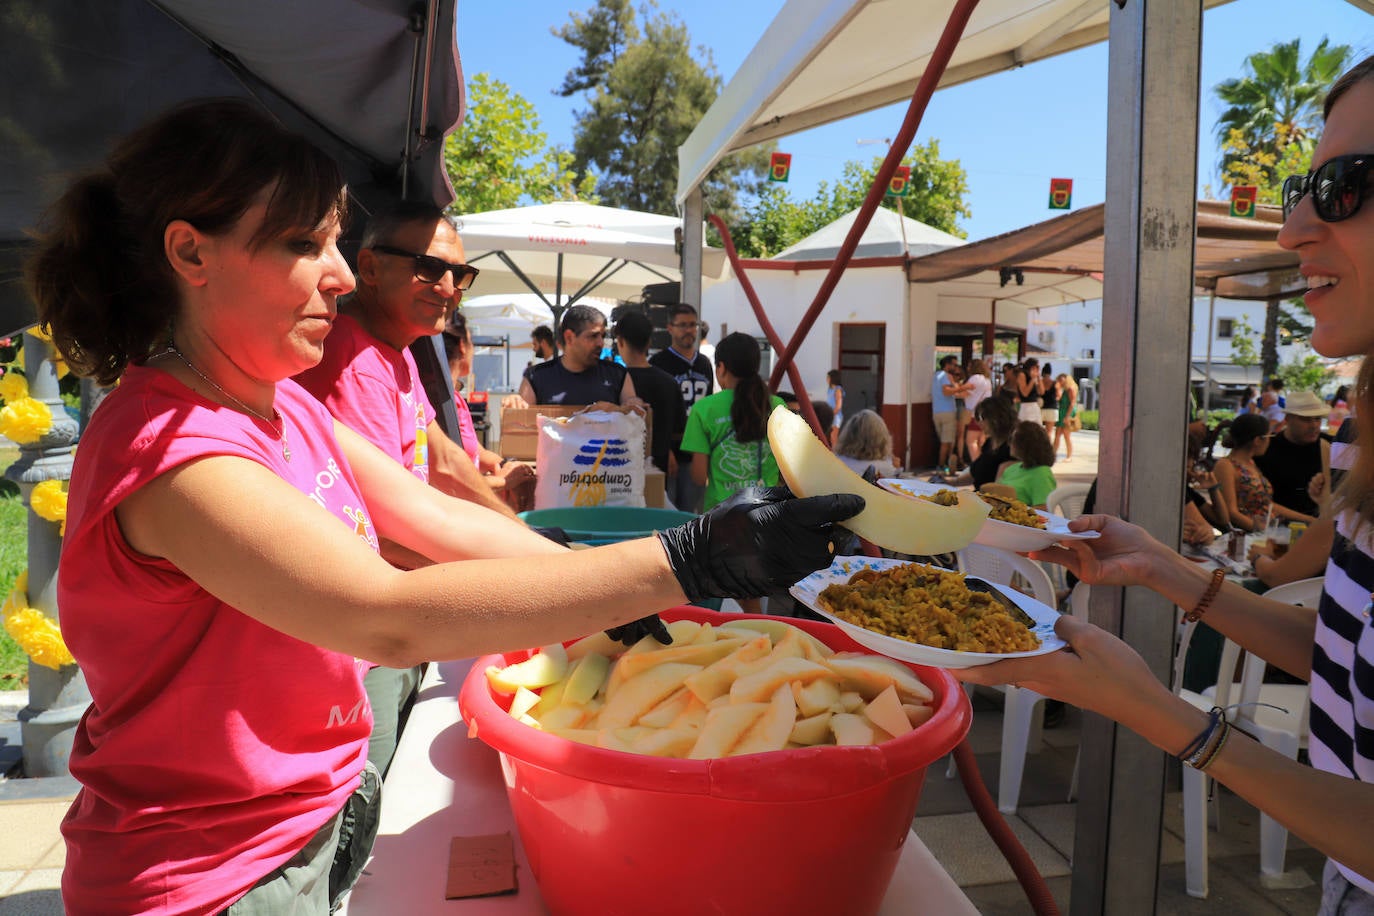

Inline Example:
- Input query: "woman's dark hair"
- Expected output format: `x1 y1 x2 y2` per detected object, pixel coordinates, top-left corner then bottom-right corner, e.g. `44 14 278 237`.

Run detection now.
1333 385 1351 404
1010 421 1055 469
1221 412 1270 450
827 369 842 386
443 310 469 359
1324 54 1374 118
975 394 1017 445
715 332 770 442
27 99 347 386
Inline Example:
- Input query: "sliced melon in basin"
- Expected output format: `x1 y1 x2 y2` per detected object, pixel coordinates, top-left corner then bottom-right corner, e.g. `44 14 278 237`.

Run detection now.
767 407 988 556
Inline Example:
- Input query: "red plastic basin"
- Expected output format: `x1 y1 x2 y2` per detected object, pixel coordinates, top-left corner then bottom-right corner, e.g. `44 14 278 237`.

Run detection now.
458 607 972 916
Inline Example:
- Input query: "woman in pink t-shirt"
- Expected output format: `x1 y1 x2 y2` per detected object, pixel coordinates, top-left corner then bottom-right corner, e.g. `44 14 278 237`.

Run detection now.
28 101 863 915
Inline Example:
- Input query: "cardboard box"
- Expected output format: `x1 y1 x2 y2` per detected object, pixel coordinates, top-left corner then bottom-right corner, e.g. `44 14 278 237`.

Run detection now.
643 469 665 508
498 405 653 462
497 406 584 461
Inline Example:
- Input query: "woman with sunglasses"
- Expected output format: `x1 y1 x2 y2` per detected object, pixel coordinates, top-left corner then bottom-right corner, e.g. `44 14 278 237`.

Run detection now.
957 57 1374 900
27 99 862 915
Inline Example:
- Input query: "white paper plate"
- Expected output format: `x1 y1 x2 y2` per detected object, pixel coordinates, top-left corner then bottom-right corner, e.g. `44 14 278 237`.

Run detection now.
877 478 1100 552
789 556 1066 669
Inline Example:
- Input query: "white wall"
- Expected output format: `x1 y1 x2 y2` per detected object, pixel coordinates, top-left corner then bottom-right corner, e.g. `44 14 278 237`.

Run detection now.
702 265 910 404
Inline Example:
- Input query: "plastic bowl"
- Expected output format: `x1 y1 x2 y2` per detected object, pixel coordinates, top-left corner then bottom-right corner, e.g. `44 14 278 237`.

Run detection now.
519 506 697 544
458 607 972 916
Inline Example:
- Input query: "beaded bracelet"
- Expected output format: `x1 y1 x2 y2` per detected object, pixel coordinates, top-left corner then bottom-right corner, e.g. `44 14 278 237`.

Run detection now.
1178 705 1231 771
1184 567 1227 623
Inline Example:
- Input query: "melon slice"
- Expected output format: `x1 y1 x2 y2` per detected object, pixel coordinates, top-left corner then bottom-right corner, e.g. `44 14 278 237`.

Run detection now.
768 407 988 555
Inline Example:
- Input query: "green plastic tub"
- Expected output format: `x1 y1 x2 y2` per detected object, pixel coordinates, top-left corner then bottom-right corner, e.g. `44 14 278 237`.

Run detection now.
519 506 720 609
519 506 696 545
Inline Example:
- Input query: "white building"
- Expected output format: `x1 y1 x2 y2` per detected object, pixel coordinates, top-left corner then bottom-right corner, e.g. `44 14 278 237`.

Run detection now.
1029 296 1309 410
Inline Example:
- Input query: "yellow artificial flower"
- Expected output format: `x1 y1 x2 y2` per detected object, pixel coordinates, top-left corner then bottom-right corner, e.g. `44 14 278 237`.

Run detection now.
0 397 52 445
30 480 67 524
27 325 52 343
3 606 74 670
0 371 28 404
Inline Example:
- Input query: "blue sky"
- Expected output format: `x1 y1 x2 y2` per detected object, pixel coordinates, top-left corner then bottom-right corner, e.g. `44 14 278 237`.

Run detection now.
457 0 1374 242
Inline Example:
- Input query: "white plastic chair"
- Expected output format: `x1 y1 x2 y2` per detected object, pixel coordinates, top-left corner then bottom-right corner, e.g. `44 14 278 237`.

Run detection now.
951 544 1059 814
1178 576 1319 898
1045 483 1093 521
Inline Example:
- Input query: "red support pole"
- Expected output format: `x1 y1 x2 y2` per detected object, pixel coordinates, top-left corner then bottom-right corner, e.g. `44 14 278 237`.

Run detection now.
766 0 983 393
709 213 828 442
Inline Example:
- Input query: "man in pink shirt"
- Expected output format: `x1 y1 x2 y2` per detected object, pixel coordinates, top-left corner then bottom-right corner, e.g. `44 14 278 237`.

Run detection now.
296 201 517 774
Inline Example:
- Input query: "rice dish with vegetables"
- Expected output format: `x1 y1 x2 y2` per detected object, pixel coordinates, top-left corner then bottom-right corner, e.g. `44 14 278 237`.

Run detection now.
919 489 1046 530
818 563 1041 654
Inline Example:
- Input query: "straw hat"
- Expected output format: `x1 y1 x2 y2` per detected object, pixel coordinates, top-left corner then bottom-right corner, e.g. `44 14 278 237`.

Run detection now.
1283 390 1331 417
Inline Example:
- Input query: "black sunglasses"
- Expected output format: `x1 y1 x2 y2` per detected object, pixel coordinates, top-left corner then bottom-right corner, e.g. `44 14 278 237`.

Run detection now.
1282 153 1374 222
371 244 480 289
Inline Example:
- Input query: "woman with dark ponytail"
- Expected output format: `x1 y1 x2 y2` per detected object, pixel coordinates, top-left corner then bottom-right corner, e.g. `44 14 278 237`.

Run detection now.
28 100 862 914
681 332 786 510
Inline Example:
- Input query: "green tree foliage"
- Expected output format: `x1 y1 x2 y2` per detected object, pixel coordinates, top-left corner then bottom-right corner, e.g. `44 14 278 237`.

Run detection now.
443 73 597 215
1229 313 1259 368
555 0 769 218
1212 37 1350 378
731 144 970 258
1275 354 1335 393
1214 37 1351 188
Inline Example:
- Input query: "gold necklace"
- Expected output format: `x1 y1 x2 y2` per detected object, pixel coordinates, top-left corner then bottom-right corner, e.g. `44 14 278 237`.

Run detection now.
164 345 292 462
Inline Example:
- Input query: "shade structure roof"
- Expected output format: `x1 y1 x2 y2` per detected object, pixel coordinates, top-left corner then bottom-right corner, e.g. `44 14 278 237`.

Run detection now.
905 200 1300 306
773 207 966 260
677 0 1240 205
1 0 465 335
453 201 726 307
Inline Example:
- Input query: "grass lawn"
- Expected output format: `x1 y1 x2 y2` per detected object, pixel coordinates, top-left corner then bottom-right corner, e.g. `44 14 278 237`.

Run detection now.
0 448 30 689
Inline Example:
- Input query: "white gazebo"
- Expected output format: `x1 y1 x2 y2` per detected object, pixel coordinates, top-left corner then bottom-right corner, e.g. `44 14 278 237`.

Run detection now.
453 201 726 315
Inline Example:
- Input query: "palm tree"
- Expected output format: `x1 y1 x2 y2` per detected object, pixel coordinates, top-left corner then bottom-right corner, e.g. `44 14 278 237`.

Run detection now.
1213 37 1351 378
1215 38 1350 186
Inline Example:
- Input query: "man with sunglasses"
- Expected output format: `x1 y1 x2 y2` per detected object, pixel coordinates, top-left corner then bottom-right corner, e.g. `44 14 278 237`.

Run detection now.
650 303 715 513
296 201 516 775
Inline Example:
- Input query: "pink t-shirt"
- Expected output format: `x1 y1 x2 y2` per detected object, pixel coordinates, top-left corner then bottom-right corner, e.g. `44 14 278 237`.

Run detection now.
295 313 436 481
454 394 481 465
60 366 378 916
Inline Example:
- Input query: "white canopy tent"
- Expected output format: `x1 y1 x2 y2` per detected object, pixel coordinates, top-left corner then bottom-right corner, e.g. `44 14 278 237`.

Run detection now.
675 0 1240 206
774 206 965 260
453 201 726 312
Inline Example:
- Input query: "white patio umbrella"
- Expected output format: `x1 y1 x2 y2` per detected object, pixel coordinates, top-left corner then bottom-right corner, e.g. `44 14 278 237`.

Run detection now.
453 201 726 315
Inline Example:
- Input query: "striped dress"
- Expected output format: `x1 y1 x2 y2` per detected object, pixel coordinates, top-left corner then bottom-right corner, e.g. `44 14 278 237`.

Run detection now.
1312 420 1374 893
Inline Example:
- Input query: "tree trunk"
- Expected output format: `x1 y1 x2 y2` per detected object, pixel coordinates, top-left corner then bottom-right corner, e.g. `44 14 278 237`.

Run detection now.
1261 299 1281 379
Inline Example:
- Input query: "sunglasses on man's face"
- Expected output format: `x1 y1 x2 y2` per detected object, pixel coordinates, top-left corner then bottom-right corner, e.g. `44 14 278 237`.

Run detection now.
1282 154 1374 223
371 244 480 290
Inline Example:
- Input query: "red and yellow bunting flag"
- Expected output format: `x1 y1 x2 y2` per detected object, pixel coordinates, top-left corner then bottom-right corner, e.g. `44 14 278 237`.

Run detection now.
768 152 792 183
887 165 911 197
1048 178 1073 210
1230 185 1258 218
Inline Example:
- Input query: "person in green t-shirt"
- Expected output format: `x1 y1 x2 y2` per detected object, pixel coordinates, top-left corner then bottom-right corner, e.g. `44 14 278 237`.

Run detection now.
681 333 786 511
997 420 1058 508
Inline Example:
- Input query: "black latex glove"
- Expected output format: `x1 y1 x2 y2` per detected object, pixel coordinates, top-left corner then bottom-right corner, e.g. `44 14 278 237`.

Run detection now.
605 614 673 647
531 525 572 547
657 486 866 601
860 465 881 486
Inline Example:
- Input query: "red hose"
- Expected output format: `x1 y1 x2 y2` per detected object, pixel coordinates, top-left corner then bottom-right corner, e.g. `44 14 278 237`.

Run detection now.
952 740 1061 916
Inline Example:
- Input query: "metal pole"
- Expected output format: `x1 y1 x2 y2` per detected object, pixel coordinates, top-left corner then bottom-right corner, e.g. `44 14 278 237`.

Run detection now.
682 188 705 313
1074 1 1202 913
1203 291 1216 416
9 333 85 777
